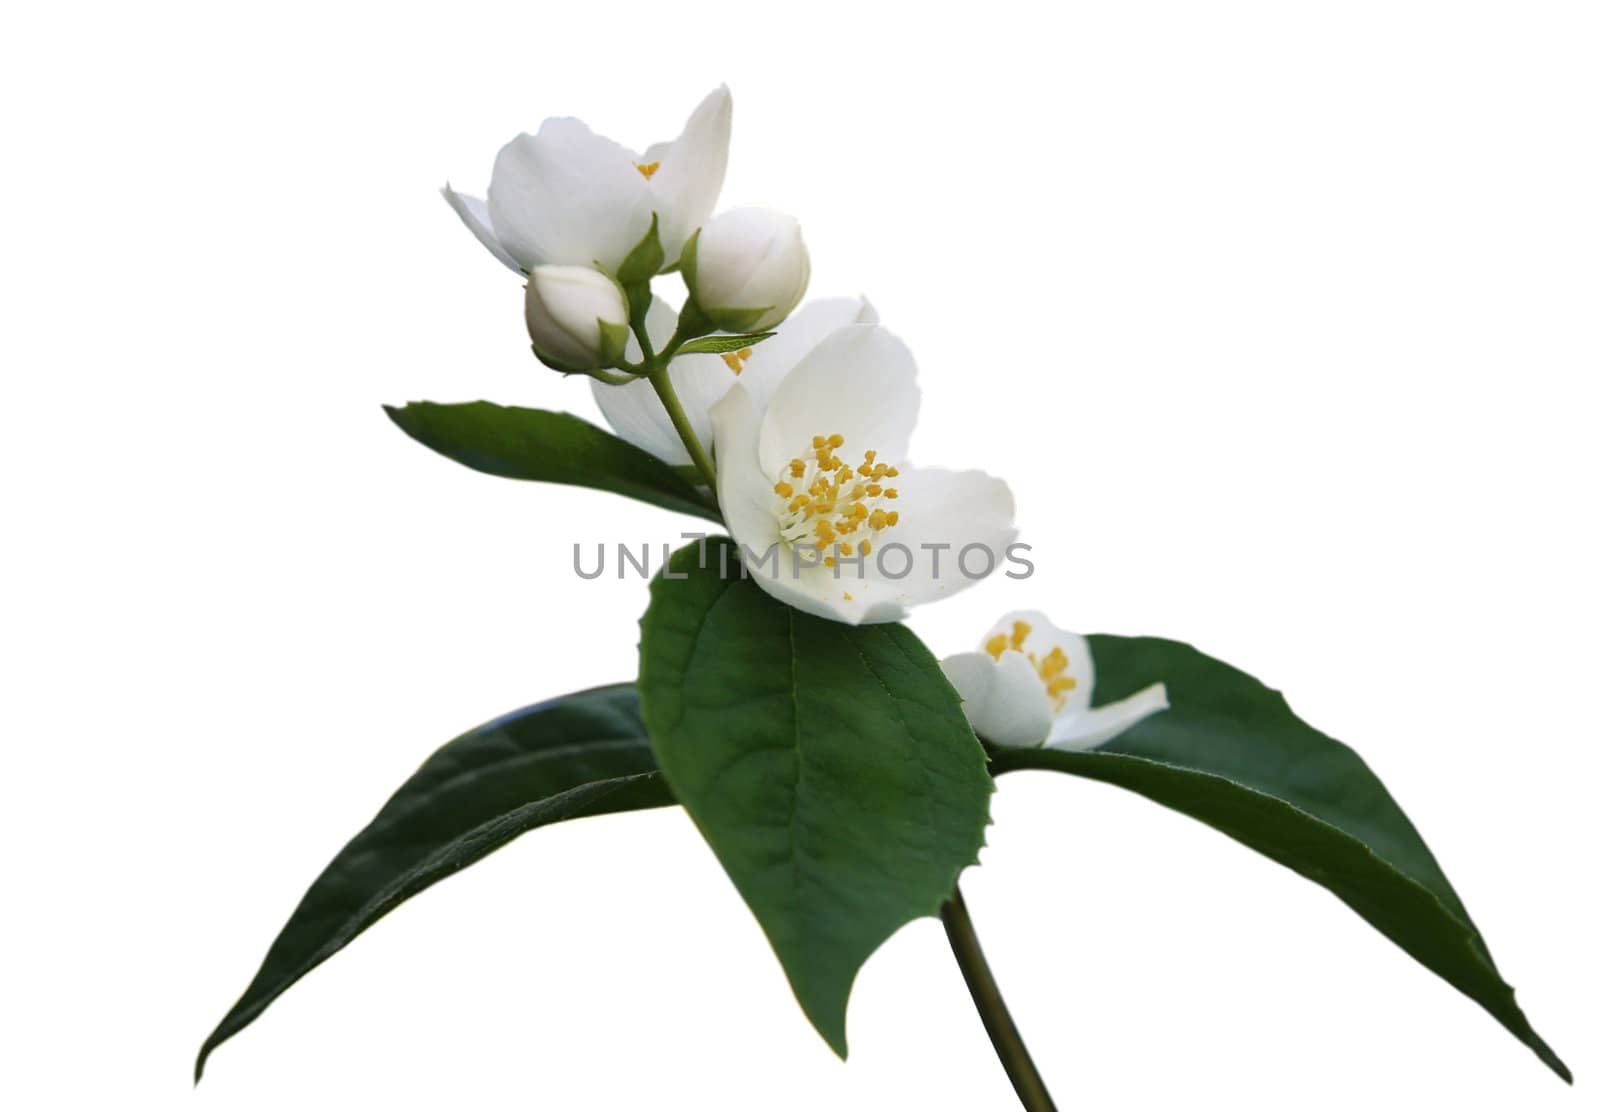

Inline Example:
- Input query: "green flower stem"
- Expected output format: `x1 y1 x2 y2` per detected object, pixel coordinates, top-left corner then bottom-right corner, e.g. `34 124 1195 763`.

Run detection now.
941 886 1058 1112
649 367 718 490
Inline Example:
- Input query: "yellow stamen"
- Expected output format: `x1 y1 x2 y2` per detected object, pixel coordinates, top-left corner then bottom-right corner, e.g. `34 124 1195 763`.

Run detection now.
1009 621 1031 651
770 431 906 560
634 161 660 179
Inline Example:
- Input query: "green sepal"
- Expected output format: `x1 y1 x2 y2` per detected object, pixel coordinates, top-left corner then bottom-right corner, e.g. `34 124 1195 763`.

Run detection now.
624 280 653 336
615 212 665 284
677 226 701 286
675 331 778 356
597 318 631 367
698 304 776 333
671 295 715 344
530 346 587 376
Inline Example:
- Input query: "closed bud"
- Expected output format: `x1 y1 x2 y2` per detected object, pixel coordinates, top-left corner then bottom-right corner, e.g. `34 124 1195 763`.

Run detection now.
684 207 810 333
523 265 630 370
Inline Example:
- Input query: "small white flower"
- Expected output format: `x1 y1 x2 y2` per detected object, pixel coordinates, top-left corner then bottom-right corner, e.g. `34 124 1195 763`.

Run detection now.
592 296 877 467
523 266 629 370
940 612 1168 749
686 207 811 332
443 86 732 275
710 325 1016 624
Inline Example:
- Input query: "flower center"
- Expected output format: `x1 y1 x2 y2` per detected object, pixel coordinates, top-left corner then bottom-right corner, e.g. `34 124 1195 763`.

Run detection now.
721 347 754 374
634 161 660 180
771 433 902 566
985 620 1078 712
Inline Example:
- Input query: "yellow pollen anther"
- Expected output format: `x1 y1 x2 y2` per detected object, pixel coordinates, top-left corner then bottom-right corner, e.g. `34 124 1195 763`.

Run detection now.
634 161 660 179
1039 646 1068 678
985 634 1009 660
773 431 907 559
1009 621 1031 650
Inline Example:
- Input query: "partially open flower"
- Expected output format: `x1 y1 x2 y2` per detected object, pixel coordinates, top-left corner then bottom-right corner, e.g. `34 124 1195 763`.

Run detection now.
592 296 876 466
524 265 629 371
685 207 811 332
940 612 1169 749
443 86 732 275
710 324 1015 623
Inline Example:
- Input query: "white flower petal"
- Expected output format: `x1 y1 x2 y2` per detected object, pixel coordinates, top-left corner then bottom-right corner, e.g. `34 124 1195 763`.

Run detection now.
752 553 903 625
710 383 784 554
981 611 1095 714
440 185 522 273
487 118 655 272
1046 683 1169 751
738 296 878 414
859 467 1016 608
940 651 1053 747
711 384 897 624
647 85 733 264
756 324 920 480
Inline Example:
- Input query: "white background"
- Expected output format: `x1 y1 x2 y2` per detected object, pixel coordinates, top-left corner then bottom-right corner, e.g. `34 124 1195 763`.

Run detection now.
2 2 1595 1109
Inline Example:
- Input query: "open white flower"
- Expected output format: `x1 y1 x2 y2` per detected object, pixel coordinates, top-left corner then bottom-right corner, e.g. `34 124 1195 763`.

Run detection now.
940 612 1168 749
710 325 1016 624
592 296 876 467
443 86 732 275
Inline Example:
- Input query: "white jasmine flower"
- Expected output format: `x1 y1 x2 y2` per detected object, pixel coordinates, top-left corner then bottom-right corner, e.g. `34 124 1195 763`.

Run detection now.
443 87 732 275
710 325 1016 624
940 612 1169 749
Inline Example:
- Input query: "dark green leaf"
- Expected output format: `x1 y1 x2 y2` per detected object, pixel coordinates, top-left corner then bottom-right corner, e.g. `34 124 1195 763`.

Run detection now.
675 331 778 356
197 684 673 1080
987 635 1570 1082
384 402 720 522
638 538 993 1057
614 212 664 284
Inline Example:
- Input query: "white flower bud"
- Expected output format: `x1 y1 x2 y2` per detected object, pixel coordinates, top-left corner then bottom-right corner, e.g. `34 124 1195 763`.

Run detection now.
523 265 630 370
685 207 810 332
